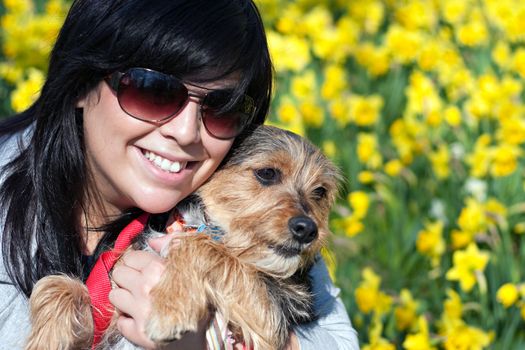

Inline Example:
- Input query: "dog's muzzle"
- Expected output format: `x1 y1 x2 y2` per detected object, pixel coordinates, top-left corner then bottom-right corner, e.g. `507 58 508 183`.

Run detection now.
288 215 318 244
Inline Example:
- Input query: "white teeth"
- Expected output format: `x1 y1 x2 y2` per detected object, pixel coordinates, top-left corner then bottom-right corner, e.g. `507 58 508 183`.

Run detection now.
143 150 187 173
160 159 171 171
170 162 181 172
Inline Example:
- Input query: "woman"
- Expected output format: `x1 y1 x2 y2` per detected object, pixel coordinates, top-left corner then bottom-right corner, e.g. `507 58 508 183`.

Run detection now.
0 0 358 349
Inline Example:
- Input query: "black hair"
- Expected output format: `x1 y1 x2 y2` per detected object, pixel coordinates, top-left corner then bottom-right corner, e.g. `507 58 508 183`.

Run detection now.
0 0 273 297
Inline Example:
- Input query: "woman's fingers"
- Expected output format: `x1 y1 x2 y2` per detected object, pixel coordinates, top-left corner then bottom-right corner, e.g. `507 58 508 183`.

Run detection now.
119 250 166 272
148 234 175 255
111 264 149 295
107 236 186 349
148 233 182 257
109 250 167 349
108 284 136 314
115 313 157 349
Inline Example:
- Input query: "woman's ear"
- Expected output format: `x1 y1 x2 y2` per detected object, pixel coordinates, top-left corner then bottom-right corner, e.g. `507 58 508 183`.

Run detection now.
76 85 103 109
76 94 87 108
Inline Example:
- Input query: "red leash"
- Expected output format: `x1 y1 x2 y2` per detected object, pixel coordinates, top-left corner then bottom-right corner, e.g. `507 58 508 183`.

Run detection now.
85 211 248 349
86 213 149 348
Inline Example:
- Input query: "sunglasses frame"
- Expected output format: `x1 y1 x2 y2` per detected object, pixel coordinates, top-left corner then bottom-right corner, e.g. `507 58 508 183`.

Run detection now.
104 68 256 139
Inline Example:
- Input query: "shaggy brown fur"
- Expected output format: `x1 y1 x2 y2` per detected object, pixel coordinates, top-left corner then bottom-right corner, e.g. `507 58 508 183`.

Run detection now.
26 125 341 350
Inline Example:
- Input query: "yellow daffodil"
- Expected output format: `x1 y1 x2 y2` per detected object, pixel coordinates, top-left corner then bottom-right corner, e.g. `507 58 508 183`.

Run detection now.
357 133 382 169
490 143 521 177
395 289 418 331
466 134 492 178
3 0 33 13
355 267 392 315
514 222 525 235
446 243 490 292
321 64 349 100
266 31 310 72
0 62 23 84
349 94 384 127
443 289 463 322
343 215 364 238
440 0 469 24
497 117 525 145
443 105 462 127
301 5 333 40
354 42 390 77
290 70 316 101
328 97 352 127
512 48 525 79
484 198 507 227
275 4 302 34
384 159 403 177
277 97 301 124
416 220 446 267
492 41 512 70
358 170 376 184
299 101 325 128
418 40 442 72
348 191 370 220
385 25 424 65
355 267 381 314
403 316 436 350
363 339 396 350
456 10 489 47
496 283 519 308
450 229 473 250
347 0 385 35
457 197 487 236
429 144 451 179
11 68 45 112
322 140 336 159
442 323 492 350
396 0 437 31
405 71 443 125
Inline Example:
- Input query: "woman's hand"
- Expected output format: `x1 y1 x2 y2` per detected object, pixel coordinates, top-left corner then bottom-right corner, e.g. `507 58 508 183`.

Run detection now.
109 235 208 349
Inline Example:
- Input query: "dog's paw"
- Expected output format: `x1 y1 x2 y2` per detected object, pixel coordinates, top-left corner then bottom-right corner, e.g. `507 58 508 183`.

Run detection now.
27 275 93 350
145 314 196 344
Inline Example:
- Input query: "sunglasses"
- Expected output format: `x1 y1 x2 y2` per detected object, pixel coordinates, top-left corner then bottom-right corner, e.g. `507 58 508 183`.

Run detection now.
104 68 256 139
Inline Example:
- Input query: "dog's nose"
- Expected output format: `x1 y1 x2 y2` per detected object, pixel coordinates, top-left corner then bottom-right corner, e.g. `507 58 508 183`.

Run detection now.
288 216 318 244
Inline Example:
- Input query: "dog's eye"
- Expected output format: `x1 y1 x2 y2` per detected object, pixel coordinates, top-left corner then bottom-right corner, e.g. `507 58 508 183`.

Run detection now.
254 168 281 186
312 186 327 200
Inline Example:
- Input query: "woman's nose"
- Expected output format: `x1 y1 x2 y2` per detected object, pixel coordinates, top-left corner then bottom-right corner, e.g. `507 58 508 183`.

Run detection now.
158 100 201 145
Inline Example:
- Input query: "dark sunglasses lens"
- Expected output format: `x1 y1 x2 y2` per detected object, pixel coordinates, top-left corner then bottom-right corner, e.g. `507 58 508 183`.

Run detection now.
118 69 187 121
203 111 248 139
202 92 254 139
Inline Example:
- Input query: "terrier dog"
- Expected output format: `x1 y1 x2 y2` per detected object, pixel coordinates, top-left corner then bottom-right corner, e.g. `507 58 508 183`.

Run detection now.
26 125 341 350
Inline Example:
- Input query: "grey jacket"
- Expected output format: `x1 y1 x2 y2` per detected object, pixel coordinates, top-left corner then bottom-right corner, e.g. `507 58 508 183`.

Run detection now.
0 126 359 349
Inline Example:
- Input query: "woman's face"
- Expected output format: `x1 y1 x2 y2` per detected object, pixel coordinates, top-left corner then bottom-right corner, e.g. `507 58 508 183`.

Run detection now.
79 78 235 216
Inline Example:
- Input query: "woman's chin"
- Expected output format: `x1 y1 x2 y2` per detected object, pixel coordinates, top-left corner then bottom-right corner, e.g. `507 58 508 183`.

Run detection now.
132 192 186 214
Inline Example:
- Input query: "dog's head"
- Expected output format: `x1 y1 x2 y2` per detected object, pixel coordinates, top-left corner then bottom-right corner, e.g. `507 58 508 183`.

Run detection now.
197 125 341 278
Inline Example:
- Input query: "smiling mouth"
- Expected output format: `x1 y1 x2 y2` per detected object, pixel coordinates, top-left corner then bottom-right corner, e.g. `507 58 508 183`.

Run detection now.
143 150 189 173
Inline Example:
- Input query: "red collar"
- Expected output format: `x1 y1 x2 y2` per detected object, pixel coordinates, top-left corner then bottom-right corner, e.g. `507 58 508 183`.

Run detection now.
85 213 149 348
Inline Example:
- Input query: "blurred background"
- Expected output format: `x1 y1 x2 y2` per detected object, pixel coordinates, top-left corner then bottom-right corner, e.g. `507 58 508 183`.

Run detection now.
1 0 525 348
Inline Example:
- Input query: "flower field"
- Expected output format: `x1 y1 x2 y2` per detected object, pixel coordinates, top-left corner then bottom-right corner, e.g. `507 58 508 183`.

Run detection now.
2 0 525 349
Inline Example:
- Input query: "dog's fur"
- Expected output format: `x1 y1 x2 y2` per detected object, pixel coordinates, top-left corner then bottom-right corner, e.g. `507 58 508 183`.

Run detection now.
26 125 340 350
